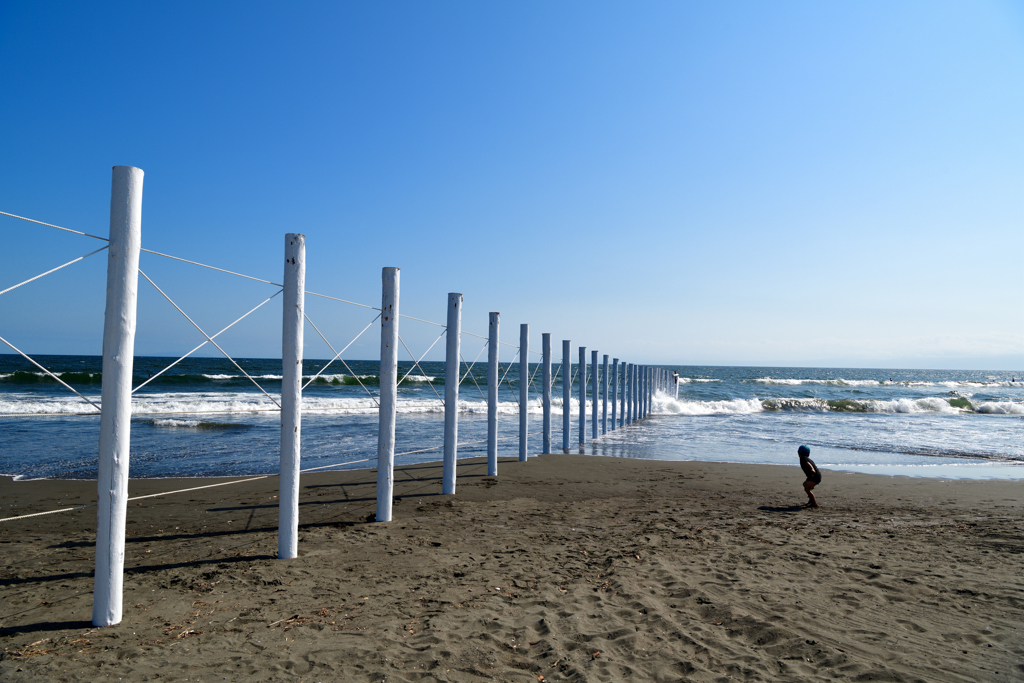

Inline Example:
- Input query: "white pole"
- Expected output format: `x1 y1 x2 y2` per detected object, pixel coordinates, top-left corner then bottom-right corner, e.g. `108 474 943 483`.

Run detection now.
591 350 599 441
443 293 462 494
610 358 618 431
562 340 571 451
646 367 651 416
601 354 609 435
630 363 637 424
542 333 551 454
620 362 626 427
278 233 305 557
376 267 400 522
93 166 143 627
578 346 586 445
519 323 529 461
487 312 499 476
642 366 648 418
623 363 630 425
632 364 639 422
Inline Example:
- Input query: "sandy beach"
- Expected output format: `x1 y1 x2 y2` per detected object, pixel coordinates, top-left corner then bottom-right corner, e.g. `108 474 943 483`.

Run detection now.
1 454 1021 682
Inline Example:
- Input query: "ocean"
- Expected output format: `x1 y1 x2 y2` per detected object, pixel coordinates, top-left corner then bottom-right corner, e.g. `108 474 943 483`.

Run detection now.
1 354 1022 481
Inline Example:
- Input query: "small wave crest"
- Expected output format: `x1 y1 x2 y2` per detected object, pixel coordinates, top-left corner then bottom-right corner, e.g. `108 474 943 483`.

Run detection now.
653 396 763 416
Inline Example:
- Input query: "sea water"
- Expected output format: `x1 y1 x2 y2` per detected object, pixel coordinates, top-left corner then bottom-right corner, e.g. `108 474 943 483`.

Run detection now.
1 355 1021 480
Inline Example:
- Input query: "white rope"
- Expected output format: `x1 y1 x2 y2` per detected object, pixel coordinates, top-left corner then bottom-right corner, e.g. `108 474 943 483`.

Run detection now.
0 335 101 412
459 339 489 402
140 270 281 409
0 505 93 522
144 248 380 312
301 458 371 473
304 290 379 311
301 313 382 402
0 475 269 523
459 338 488 386
398 334 445 406
126 476 269 502
0 210 108 241
394 444 442 457
0 245 109 298
400 314 445 328
398 328 446 387
133 289 284 393
141 248 281 287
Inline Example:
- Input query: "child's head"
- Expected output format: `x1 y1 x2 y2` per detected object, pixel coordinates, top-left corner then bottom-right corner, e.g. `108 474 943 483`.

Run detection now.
798 445 810 459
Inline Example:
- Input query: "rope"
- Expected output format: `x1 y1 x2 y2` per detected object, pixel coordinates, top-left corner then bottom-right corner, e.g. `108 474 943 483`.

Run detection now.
302 313 382 404
304 290 379 311
1 209 383 312
398 334 445 406
139 270 281 409
0 210 108 241
398 328 446 387
133 289 284 393
459 339 489 402
0 245 109 298
399 314 445 328
0 335 101 412
300 458 371 473
0 476 270 523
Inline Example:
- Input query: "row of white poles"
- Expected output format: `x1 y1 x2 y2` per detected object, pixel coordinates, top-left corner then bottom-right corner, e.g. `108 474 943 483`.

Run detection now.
89 166 671 627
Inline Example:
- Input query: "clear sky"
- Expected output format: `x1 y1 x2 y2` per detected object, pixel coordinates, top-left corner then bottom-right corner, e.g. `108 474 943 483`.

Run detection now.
2 1 1022 369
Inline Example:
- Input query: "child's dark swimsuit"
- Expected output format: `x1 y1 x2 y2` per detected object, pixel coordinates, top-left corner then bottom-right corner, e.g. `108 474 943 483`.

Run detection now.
801 457 822 484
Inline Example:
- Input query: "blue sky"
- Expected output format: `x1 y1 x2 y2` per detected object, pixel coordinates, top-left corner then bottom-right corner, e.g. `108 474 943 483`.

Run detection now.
2 1 1022 369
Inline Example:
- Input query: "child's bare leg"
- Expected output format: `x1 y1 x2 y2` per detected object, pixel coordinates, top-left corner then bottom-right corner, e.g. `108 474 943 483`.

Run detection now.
803 481 819 507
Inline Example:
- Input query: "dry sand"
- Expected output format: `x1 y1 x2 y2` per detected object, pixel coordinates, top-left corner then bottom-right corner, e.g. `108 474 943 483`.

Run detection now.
1 454 1021 682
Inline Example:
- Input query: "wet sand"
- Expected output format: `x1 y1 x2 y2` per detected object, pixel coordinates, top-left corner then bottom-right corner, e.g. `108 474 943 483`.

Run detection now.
1 454 1022 682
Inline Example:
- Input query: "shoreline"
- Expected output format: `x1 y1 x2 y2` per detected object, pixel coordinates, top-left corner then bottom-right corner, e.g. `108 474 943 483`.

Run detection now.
2 449 1023 487
2 455 1022 681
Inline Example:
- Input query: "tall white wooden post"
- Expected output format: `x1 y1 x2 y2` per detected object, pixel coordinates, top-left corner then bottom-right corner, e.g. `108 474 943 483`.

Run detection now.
443 293 462 494
278 233 305 557
542 333 551 454
626 362 634 421
601 354 609 435
376 267 400 522
641 366 647 418
610 358 619 431
93 165 143 628
645 366 651 416
591 350 599 440
562 340 571 451
624 363 632 425
620 362 626 427
519 324 529 461
578 346 586 445
487 312 499 476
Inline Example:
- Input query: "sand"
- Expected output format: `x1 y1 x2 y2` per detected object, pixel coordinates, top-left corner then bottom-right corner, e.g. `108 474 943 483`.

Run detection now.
1 454 1021 682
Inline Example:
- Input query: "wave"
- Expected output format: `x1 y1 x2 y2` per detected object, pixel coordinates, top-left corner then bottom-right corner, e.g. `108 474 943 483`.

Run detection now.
148 418 250 430
753 376 1021 389
653 396 764 416
0 370 103 385
651 393 1024 416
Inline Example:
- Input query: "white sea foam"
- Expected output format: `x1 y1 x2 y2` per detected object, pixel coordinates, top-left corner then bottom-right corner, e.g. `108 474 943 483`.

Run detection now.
653 396 763 416
974 401 1024 415
201 374 236 380
753 377 1020 389
754 377 882 387
864 397 961 414
152 418 201 427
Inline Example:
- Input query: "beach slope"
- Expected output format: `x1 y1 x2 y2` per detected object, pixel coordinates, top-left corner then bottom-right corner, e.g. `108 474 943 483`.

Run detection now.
1 455 1022 681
